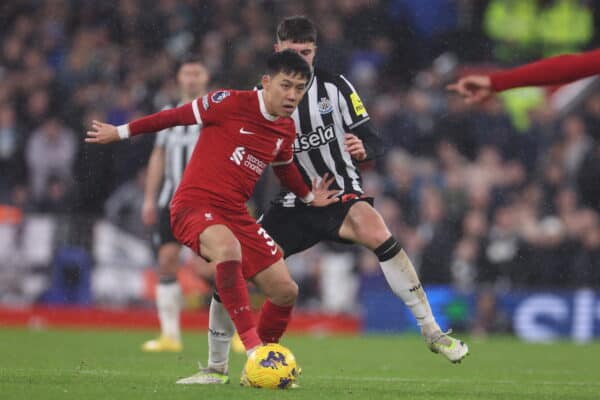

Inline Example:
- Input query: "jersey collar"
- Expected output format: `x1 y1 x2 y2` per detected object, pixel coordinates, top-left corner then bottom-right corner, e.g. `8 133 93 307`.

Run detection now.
257 90 278 121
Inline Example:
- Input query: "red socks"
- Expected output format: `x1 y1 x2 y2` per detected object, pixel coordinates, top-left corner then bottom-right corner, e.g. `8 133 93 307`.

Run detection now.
257 299 293 343
215 260 261 351
215 261 294 348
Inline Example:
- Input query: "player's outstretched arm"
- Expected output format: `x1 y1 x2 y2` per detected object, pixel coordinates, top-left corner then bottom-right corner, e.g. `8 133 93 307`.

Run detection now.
86 102 201 144
448 48 600 104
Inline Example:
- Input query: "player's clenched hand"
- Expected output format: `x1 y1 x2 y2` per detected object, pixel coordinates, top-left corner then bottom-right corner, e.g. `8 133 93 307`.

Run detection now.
344 133 367 161
85 120 120 144
447 75 493 104
310 173 339 207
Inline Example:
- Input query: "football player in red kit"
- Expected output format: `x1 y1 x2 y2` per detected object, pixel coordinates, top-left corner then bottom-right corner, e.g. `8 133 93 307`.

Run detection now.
86 50 339 364
448 48 600 103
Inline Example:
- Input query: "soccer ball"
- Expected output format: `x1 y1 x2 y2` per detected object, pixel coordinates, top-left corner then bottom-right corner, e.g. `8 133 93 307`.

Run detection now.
242 343 299 389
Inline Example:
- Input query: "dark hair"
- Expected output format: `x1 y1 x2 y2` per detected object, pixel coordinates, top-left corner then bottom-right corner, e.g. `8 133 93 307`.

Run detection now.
175 55 205 73
276 16 317 43
266 50 311 81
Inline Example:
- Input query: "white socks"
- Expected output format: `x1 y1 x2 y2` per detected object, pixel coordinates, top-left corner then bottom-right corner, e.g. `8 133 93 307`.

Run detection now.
207 295 235 373
156 282 182 341
379 249 439 335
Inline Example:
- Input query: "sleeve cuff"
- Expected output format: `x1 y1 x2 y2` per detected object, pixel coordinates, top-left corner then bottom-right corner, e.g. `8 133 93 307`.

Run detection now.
300 192 315 204
271 157 294 167
117 124 130 140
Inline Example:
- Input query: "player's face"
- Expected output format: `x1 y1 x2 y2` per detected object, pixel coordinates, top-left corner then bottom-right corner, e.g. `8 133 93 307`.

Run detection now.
262 72 308 117
177 63 209 98
275 41 316 67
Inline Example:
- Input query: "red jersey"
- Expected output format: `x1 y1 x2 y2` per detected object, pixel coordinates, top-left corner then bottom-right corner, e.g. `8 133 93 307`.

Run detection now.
127 89 309 213
490 48 600 92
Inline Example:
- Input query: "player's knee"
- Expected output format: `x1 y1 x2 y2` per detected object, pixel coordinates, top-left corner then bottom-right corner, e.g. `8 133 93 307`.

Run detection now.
368 227 393 250
345 203 390 248
354 223 391 250
273 280 298 306
157 246 180 275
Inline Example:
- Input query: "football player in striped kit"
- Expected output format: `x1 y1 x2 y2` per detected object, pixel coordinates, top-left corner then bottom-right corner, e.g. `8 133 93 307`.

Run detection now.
141 57 209 353
184 16 469 385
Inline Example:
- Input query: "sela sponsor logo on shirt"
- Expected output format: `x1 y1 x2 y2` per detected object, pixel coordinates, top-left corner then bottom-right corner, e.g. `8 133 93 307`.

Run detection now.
317 97 333 114
230 146 266 175
293 124 335 152
211 90 230 103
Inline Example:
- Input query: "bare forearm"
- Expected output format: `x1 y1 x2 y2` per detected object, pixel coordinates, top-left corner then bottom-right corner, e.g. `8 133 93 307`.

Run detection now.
145 148 165 201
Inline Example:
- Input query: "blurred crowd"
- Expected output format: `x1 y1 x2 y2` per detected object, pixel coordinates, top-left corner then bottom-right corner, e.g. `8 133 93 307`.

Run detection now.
1 0 600 312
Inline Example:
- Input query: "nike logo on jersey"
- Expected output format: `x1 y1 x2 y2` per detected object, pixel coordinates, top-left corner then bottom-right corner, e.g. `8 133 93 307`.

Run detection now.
239 127 256 135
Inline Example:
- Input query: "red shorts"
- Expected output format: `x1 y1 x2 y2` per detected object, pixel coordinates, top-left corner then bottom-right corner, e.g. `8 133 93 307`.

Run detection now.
170 202 282 279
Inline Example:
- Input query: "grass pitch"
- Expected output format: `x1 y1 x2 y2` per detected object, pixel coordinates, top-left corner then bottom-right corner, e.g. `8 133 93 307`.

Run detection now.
0 327 598 399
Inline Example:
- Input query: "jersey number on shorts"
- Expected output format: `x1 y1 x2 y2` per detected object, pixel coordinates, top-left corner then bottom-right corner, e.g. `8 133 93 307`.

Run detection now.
257 227 278 255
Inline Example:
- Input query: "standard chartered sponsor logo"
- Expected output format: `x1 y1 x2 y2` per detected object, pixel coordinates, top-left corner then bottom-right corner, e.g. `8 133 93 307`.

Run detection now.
243 154 266 175
230 146 265 175
230 146 245 165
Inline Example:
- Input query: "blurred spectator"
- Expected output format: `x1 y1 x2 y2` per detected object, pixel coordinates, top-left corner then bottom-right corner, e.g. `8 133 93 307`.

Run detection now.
560 114 592 181
479 202 521 287
537 0 594 57
25 117 75 203
314 16 349 75
582 92 600 142
382 149 419 226
35 175 70 213
484 0 539 63
415 185 456 284
104 167 147 239
20 89 51 134
382 89 437 156
0 104 26 201
576 143 600 212
470 98 518 157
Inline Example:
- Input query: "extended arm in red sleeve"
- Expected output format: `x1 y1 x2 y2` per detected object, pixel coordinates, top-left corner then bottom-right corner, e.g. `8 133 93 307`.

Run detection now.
273 162 312 201
490 49 600 92
128 101 201 137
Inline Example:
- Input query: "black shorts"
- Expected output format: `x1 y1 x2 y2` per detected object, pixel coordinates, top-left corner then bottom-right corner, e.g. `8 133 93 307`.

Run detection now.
260 196 374 258
152 205 177 250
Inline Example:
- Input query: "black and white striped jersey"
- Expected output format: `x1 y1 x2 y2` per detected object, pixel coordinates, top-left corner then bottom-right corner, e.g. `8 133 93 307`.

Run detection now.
280 68 371 206
155 102 201 208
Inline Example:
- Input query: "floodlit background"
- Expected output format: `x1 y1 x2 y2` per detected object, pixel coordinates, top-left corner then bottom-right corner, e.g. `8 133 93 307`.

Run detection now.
1 0 600 343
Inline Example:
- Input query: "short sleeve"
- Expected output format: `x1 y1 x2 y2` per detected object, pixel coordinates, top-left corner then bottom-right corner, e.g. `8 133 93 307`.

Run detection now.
336 74 370 130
